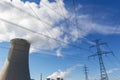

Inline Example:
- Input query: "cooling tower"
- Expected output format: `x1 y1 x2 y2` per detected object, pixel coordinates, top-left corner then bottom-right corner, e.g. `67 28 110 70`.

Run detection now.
0 38 31 80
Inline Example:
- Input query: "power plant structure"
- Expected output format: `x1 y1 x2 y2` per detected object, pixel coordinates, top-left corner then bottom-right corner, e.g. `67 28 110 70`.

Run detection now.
57 77 63 80
47 77 63 80
0 38 31 80
0 38 113 80
84 65 89 80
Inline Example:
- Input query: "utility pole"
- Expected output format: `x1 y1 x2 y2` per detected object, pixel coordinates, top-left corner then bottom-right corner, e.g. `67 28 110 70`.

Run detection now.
84 65 89 80
89 39 112 80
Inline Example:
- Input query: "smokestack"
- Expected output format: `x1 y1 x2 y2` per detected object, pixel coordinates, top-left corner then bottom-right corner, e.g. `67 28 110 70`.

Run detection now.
0 38 31 80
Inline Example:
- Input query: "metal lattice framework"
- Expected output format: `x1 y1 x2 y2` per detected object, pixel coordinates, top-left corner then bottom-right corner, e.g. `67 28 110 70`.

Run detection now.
89 39 112 80
84 65 89 80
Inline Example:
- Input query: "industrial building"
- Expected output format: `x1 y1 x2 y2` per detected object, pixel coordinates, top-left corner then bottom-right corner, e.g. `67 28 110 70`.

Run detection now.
0 38 31 80
0 38 64 80
47 77 63 80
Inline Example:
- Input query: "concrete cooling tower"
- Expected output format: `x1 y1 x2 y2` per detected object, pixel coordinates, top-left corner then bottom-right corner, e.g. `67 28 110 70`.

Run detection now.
0 38 31 80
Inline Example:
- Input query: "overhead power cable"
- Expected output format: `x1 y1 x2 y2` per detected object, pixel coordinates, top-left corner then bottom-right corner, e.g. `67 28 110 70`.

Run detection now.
0 45 88 61
40 0 94 45
0 18 92 53
105 44 120 65
72 0 79 33
0 0 94 46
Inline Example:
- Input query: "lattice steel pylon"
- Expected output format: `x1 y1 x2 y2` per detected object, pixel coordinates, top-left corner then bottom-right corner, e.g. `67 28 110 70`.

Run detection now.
40 73 42 80
84 65 89 80
89 39 112 80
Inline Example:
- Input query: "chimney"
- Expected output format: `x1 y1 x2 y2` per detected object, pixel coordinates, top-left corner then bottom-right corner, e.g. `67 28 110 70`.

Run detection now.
0 38 31 80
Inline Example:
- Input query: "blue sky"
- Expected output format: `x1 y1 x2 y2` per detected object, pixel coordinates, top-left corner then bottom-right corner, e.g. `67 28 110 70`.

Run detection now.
0 0 120 80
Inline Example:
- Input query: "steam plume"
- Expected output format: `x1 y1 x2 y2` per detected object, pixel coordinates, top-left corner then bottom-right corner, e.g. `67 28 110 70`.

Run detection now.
47 64 82 79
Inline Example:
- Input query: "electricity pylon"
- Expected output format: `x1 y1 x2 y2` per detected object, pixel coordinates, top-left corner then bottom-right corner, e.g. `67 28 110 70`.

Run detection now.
89 39 112 80
84 65 89 80
40 73 42 80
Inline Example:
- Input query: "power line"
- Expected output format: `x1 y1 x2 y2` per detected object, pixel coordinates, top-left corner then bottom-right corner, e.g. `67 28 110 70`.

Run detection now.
0 18 92 53
72 0 79 34
40 0 94 44
0 1 95 60
26 3 55 37
40 1 67 19
0 0 94 47
0 45 89 62
40 1 80 38
105 43 120 65
0 1 56 31
26 2 56 49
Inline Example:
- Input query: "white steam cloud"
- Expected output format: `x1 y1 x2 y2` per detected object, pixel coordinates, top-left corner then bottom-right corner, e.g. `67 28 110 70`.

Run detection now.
0 0 120 55
47 64 82 79
0 0 68 53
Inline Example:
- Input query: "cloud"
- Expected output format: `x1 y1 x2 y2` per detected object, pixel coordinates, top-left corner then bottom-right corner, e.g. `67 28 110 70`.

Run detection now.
56 48 63 57
47 64 82 79
0 0 68 53
107 68 120 74
0 0 120 55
